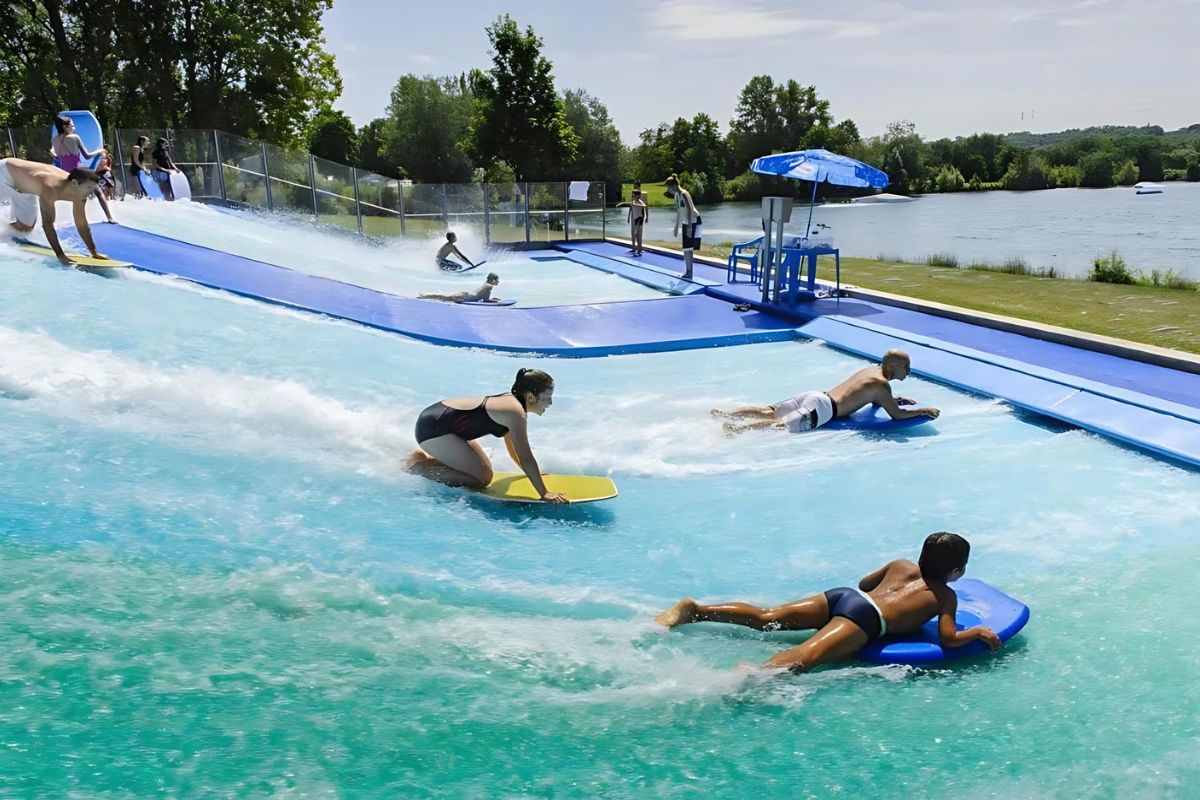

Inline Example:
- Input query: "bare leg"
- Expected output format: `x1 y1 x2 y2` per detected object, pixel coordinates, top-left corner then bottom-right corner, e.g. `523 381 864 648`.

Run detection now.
711 406 776 420
657 594 829 631
723 419 785 436
408 434 493 488
764 618 870 673
683 248 694 279
94 188 116 222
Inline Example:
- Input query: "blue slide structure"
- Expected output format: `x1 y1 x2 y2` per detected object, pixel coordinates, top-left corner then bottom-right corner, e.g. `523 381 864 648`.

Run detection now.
76 224 798 357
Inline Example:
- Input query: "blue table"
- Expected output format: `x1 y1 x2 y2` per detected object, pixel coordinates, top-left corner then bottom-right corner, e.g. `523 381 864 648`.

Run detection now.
779 244 840 303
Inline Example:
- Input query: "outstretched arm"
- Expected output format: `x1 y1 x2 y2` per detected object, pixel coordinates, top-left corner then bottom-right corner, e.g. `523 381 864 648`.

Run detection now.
937 590 1001 650
876 386 939 420
452 245 474 266
505 416 568 504
73 200 105 259
39 197 71 265
72 134 99 161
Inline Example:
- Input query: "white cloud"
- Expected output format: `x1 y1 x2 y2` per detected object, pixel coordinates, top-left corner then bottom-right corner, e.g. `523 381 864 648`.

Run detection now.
410 53 434 65
642 0 888 42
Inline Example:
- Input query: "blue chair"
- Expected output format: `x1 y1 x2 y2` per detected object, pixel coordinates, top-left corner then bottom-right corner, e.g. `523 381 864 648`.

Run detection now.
727 236 764 283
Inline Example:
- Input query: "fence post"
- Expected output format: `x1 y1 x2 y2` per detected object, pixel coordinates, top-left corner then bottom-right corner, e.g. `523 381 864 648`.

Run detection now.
307 155 319 215
563 182 570 242
260 142 274 211
483 182 491 245
523 182 531 243
212 130 227 201
112 128 125 199
441 184 449 226
352 167 363 235
601 181 607 241
398 181 406 235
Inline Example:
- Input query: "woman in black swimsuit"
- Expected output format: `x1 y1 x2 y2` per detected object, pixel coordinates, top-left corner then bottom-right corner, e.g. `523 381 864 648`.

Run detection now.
407 368 569 503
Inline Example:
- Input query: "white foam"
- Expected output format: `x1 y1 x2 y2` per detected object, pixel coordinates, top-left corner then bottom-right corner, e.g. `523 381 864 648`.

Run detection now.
0 325 414 476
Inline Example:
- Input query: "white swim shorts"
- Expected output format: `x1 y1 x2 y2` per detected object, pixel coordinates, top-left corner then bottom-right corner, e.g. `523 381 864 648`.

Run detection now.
771 391 835 433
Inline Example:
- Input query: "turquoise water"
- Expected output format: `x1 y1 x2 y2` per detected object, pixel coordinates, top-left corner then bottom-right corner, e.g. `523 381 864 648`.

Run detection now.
3 227 1200 797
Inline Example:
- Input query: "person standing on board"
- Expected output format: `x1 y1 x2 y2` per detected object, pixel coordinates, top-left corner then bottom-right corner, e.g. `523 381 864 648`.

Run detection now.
665 173 700 279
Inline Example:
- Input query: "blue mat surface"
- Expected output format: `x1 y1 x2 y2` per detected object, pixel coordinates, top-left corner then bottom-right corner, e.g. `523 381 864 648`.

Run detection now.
73 225 798 357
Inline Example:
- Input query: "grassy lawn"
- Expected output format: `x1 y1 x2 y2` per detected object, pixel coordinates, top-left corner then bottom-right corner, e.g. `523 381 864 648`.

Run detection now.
641 238 1200 354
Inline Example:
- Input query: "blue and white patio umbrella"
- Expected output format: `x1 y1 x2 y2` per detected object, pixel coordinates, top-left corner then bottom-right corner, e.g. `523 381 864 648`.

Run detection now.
750 148 889 240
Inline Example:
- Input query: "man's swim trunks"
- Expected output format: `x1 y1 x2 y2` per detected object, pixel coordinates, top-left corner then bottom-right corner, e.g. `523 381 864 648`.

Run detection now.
0 161 39 228
770 391 835 432
824 587 887 640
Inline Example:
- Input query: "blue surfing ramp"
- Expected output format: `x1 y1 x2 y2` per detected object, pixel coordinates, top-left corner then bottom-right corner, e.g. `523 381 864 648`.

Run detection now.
75 224 800 357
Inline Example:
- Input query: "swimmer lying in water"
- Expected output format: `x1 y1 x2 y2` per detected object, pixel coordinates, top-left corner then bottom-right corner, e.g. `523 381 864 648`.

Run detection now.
656 532 1001 673
419 272 501 303
713 349 940 435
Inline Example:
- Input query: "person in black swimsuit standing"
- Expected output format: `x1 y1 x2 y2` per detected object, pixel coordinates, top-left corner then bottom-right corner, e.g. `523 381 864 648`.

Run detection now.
407 368 569 503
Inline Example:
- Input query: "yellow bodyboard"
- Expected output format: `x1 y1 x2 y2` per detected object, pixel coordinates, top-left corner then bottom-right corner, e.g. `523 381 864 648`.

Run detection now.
18 243 131 269
480 472 618 504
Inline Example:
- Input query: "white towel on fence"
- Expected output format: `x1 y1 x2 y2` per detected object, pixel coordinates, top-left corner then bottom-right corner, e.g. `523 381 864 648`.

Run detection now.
568 181 590 202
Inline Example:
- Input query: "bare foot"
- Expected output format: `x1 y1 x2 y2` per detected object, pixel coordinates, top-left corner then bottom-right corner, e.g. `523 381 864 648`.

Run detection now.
722 422 743 437
404 449 432 472
710 408 732 418
656 598 698 628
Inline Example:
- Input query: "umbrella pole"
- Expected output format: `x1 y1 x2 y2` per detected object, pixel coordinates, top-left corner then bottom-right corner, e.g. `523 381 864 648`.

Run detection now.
804 179 817 242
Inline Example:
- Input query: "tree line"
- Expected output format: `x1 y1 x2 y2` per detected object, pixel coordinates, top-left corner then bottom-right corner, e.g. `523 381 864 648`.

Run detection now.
5 6 1198 201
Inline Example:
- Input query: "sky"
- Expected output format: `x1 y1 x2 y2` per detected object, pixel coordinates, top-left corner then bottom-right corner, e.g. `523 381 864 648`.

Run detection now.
323 0 1200 145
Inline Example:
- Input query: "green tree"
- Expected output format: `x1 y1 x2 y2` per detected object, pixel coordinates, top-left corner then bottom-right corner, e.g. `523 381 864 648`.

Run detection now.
308 108 359 165
727 76 832 171
356 118 395 176
1113 159 1139 185
561 89 624 198
0 0 342 146
1002 150 1051 190
631 114 728 202
874 120 926 194
1078 151 1115 187
465 15 578 180
382 74 474 182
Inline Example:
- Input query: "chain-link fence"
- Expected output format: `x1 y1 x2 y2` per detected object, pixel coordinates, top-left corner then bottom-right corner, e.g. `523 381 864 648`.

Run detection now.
3 125 605 245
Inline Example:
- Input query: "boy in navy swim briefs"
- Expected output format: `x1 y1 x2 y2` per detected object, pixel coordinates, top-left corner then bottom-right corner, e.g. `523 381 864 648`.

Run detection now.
656 533 1001 673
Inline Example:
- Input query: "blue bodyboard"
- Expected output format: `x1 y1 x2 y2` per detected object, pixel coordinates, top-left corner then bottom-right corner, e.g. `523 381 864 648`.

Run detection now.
458 298 516 307
138 171 165 200
825 405 934 432
51 110 104 169
858 578 1030 665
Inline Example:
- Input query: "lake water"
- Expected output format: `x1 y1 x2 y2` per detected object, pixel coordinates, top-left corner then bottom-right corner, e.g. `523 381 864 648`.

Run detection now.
605 183 1200 279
